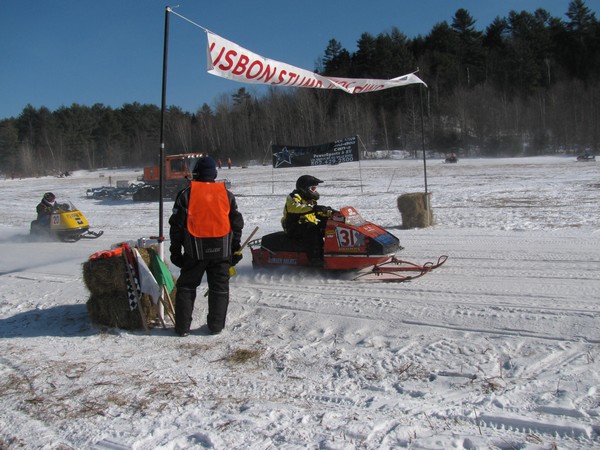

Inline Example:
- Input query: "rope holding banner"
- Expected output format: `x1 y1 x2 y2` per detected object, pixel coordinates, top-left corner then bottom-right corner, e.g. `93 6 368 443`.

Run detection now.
168 7 211 33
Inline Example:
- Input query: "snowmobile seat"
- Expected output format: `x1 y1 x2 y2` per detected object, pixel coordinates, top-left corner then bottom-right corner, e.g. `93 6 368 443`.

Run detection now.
261 231 310 253
30 219 49 233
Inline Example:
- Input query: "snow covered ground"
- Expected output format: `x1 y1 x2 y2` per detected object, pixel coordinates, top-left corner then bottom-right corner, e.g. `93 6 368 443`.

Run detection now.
0 156 599 449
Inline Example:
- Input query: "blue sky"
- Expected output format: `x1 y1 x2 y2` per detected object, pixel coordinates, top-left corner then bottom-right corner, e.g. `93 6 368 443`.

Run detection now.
1 0 594 120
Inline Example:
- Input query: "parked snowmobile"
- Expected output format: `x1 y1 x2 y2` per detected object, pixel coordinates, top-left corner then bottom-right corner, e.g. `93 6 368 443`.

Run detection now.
576 153 595 162
250 206 447 282
30 201 103 242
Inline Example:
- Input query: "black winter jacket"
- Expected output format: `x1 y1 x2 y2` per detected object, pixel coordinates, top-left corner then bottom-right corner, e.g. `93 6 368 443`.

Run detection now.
36 199 57 220
169 183 244 261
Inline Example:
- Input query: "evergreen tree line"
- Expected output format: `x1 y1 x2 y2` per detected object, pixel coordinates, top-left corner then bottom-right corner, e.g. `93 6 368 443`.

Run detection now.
1 1 598 177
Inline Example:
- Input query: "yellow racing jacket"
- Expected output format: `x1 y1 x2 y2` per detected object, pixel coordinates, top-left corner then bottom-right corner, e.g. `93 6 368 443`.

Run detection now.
281 190 331 234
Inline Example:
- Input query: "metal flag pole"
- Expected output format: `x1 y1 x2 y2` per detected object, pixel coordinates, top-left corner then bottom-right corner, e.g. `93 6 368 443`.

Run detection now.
419 84 431 226
356 134 366 194
419 84 428 195
155 6 172 324
158 6 171 259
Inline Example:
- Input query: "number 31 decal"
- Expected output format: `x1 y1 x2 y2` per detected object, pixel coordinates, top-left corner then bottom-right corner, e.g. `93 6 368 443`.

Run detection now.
336 227 361 248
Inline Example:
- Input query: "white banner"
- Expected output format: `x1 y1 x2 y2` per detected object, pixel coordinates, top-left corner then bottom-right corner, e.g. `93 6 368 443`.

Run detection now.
207 32 426 94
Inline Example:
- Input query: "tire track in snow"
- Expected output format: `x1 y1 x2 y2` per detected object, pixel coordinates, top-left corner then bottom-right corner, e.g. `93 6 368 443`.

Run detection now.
233 279 600 343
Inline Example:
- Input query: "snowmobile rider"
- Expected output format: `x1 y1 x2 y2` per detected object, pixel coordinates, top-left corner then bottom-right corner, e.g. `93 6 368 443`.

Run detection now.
36 192 59 226
169 156 244 337
281 175 337 265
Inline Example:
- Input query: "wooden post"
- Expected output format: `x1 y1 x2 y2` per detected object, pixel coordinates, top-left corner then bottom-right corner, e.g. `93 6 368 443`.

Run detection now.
160 286 177 326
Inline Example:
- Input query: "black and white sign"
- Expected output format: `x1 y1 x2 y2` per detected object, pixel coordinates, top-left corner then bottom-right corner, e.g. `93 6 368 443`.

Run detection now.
272 136 359 168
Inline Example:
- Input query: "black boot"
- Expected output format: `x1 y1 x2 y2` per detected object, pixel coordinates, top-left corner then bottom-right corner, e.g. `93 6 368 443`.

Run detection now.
175 287 196 336
207 290 229 334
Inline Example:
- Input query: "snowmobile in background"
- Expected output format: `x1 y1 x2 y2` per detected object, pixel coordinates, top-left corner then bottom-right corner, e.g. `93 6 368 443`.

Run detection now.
30 201 103 242
444 153 458 163
576 153 595 162
250 206 447 282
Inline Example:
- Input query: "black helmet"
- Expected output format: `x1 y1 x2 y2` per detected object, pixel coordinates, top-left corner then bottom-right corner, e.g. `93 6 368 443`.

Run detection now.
296 175 323 200
43 192 56 203
192 157 217 181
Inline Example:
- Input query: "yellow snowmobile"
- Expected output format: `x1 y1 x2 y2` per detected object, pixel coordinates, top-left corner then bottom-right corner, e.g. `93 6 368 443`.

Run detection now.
30 201 103 242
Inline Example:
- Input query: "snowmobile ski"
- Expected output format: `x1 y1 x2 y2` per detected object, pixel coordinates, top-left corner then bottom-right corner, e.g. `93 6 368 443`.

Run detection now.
352 255 448 282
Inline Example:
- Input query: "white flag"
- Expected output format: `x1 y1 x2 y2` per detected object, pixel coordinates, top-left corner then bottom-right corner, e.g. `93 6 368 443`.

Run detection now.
133 249 161 305
206 32 426 94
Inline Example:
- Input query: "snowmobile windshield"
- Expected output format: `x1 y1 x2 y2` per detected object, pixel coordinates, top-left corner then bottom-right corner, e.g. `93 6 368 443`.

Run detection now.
56 200 75 212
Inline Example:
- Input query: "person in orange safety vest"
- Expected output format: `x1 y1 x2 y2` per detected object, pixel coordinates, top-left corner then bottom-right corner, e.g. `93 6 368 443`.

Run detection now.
169 156 244 336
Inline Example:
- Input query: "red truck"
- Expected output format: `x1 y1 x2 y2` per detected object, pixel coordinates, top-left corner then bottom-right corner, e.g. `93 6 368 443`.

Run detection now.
133 153 229 201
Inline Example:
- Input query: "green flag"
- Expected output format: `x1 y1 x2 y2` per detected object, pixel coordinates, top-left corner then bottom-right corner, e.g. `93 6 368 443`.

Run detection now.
150 251 175 293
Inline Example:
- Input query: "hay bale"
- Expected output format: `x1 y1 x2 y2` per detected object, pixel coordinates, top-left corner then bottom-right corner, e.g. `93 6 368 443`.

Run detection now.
83 247 176 330
136 246 153 265
83 257 127 295
86 291 158 330
397 192 433 229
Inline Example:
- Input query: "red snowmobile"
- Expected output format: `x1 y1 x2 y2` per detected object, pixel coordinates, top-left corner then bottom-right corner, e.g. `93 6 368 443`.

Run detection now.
249 206 447 282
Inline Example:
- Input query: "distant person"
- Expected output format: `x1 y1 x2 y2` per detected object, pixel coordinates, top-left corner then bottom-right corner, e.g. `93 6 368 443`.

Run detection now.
217 159 222 169
169 156 244 337
227 157 232 169
281 175 336 266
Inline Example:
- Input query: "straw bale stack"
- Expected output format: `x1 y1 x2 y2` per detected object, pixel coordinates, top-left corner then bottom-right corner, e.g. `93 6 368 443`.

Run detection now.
397 192 433 229
83 247 174 330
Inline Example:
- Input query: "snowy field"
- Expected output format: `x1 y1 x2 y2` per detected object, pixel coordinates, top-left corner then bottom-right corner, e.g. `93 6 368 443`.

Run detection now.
0 156 599 449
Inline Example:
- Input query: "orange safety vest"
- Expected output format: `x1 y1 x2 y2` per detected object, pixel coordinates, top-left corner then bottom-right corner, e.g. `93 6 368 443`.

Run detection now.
88 247 123 260
187 182 231 238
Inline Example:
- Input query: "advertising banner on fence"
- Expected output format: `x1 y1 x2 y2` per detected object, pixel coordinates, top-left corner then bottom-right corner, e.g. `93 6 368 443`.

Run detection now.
272 136 359 168
207 32 426 93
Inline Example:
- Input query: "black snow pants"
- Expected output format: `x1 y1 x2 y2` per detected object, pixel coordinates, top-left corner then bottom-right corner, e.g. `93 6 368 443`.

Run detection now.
174 258 230 335
287 222 325 264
